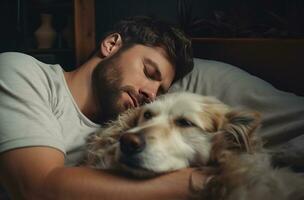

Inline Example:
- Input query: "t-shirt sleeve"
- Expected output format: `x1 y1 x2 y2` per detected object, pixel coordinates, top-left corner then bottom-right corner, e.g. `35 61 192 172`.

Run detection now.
0 52 65 154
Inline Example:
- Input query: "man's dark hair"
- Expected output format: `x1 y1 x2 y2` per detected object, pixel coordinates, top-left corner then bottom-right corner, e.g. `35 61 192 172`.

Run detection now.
96 16 193 82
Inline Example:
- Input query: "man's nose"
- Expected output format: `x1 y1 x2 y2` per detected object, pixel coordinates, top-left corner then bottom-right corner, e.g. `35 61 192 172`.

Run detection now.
139 83 159 103
139 89 156 103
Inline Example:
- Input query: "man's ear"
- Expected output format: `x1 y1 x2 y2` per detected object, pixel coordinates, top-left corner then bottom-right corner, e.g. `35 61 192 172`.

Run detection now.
99 33 122 57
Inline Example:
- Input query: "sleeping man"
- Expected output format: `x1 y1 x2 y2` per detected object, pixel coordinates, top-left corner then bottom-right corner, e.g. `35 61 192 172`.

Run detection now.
0 16 200 200
0 16 303 199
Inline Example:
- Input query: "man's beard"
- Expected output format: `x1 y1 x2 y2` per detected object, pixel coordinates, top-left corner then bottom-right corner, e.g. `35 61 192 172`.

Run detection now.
91 50 140 124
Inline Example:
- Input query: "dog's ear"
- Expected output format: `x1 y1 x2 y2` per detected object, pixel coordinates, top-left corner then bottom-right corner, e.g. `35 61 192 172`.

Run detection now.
222 110 261 153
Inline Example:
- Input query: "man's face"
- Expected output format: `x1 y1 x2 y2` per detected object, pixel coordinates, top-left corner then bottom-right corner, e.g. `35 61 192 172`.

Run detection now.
92 44 175 123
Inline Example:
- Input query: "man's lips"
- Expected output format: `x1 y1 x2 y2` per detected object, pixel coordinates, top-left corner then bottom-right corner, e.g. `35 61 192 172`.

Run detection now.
127 92 139 108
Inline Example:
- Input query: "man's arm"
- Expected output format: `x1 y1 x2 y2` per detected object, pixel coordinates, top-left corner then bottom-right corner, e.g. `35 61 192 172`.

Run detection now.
0 147 203 200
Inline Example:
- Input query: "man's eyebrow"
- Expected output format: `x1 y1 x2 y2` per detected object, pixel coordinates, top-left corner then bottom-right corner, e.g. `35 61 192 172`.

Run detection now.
144 57 162 81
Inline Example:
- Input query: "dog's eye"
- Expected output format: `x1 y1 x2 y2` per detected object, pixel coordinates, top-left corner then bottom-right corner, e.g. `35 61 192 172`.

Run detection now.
143 110 153 120
175 118 196 128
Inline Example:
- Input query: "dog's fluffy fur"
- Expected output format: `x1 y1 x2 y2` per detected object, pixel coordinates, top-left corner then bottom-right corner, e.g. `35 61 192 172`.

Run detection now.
86 92 304 200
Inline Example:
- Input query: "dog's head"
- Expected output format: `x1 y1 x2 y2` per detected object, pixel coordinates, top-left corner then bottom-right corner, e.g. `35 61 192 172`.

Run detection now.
113 92 261 177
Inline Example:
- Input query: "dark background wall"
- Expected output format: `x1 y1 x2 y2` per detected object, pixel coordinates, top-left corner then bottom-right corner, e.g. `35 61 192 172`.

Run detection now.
0 0 303 94
1 0 303 52
95 0 304 41
95 0 179 41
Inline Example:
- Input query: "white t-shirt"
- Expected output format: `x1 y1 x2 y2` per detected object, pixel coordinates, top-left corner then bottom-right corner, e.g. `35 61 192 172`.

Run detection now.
0 52 100 166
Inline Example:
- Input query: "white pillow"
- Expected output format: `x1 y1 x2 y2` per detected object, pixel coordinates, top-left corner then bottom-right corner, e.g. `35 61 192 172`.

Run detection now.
169 58 304 169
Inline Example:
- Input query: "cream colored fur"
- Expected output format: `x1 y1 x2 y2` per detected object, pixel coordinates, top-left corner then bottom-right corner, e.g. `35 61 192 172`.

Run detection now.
86 92 304 200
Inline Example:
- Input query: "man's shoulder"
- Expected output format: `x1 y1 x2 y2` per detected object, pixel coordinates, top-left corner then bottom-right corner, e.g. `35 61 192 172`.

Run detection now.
0 52 37 66
0 51 34 60
0 52 47 72
0 52 61 83
0 52 65 102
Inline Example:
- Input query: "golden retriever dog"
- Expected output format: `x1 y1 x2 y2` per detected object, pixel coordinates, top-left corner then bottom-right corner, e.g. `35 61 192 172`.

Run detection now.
86 92 304 200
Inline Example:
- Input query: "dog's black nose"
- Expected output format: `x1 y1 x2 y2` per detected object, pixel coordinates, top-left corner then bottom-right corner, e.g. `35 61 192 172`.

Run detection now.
120 133 145 155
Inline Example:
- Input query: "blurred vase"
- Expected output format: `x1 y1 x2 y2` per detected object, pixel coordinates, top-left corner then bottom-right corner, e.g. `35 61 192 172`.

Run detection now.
34 13 57 48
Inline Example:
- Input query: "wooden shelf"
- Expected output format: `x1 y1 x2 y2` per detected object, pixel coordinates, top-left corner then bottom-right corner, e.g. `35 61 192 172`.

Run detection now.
74 0 96 65
1 0 95 69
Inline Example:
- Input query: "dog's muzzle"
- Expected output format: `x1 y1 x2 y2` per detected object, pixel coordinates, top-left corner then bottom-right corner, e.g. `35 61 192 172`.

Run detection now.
119 133 146 155
119 132 147 169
